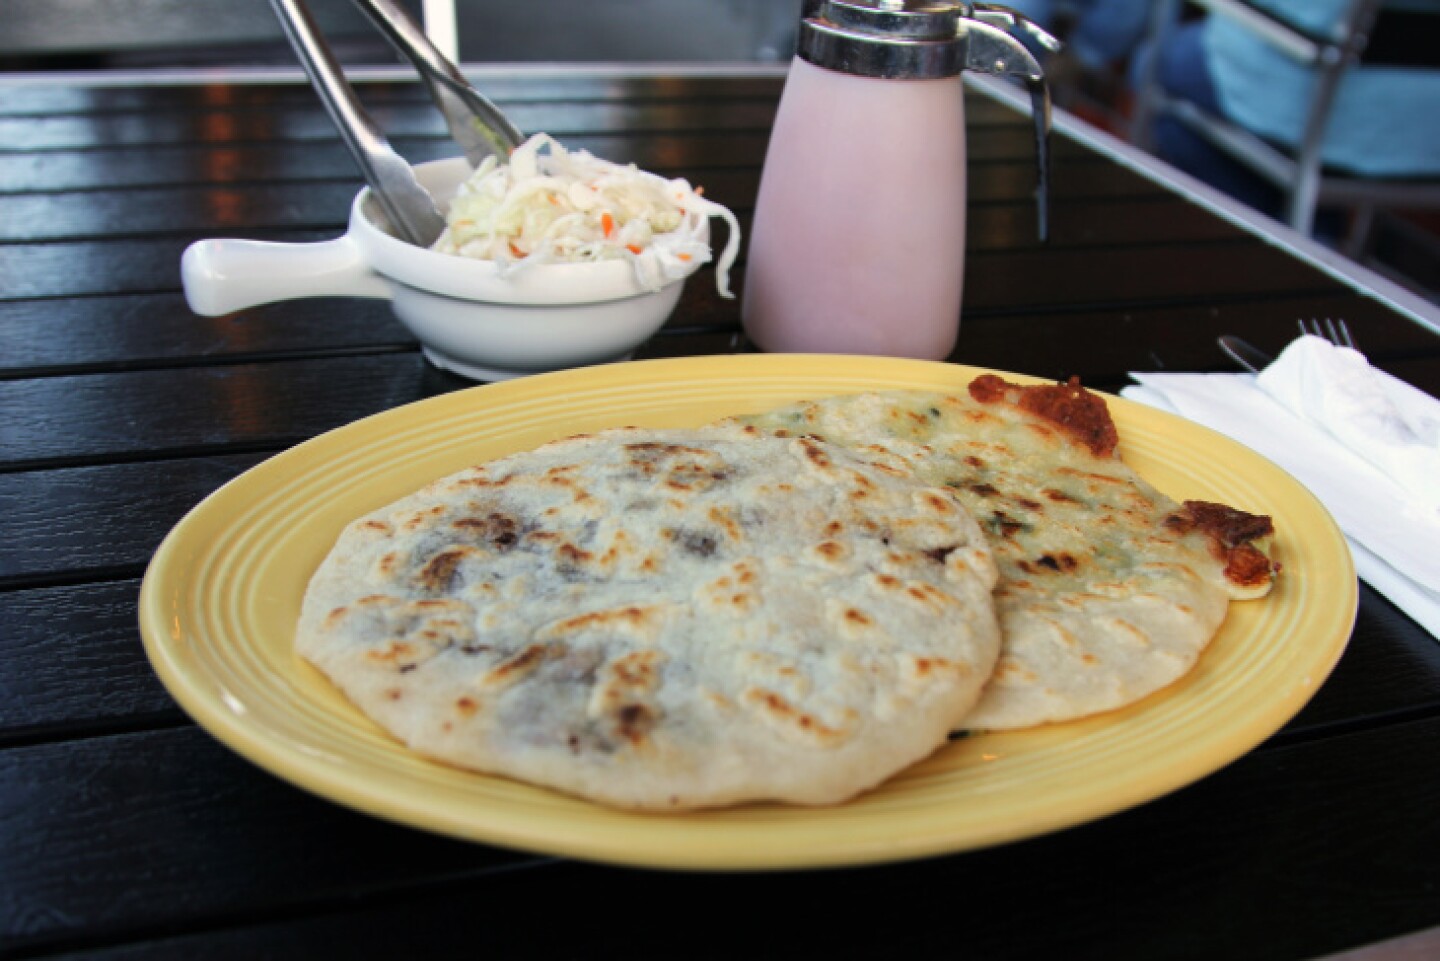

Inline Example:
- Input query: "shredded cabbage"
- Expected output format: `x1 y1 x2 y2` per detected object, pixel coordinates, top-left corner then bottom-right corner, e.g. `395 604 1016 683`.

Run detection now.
431 133 740 297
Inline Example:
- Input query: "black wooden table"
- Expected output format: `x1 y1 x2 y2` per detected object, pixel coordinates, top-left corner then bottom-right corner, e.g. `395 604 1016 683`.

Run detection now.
3 70 1440 960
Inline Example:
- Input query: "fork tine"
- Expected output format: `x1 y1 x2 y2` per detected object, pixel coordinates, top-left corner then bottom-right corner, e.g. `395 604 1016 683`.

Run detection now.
1335 318 1357 350
1297 318 1358 351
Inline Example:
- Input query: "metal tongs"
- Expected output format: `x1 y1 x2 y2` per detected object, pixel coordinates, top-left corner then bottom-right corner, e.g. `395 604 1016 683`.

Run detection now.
269 0 525 247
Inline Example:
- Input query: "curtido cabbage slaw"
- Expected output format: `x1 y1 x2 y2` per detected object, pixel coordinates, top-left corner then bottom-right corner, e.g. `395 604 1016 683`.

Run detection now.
431 134 740 298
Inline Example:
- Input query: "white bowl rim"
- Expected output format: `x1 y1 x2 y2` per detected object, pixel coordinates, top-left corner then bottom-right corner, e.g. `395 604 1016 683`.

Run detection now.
350 156 707 307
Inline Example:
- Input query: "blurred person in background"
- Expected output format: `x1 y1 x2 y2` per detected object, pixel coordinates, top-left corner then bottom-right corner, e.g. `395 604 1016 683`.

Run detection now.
1135 0 1440 220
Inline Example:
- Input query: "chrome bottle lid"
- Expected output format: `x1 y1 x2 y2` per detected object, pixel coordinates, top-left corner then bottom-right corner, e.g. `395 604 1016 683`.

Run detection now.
796 0 968 80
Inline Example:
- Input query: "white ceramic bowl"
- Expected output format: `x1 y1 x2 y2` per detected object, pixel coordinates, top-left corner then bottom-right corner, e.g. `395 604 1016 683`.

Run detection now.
181 157 707 380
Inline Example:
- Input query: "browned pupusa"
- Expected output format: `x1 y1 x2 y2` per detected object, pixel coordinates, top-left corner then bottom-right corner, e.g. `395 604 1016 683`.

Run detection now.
296 423 1001 810
736 380 1275 732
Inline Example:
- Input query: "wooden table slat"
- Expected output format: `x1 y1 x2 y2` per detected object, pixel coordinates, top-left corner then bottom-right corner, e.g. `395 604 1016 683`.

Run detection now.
0 76 795 117
12 287 1438 382
0 727 548 955
0 76 1023 122
0 355 443 472
0 580 183 741
0 183 1207 247
0 453 271 587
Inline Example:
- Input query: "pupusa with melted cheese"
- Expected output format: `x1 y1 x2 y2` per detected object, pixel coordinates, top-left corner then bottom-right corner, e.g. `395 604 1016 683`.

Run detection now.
297 423 1002 810
736 375 1276 732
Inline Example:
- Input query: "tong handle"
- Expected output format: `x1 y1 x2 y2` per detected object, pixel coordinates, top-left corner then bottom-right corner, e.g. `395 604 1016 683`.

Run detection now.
351 0 525 165
270 0 445 246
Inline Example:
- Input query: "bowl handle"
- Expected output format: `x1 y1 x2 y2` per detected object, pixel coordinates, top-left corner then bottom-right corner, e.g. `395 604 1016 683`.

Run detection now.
181 236 392 316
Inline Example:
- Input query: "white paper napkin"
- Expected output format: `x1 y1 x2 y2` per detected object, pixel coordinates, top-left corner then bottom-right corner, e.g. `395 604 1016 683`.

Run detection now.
1123 335 1440 640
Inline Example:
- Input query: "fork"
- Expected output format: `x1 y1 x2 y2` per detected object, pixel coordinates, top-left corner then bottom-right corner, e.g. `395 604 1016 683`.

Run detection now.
1299 317 1358 351
1219 318 1358 374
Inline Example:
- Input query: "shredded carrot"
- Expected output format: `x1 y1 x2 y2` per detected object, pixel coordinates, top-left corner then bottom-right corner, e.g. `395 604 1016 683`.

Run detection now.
626 244 643 255
677 252 692 261
695 185 705 196
601 212 615 238
508 241 527 258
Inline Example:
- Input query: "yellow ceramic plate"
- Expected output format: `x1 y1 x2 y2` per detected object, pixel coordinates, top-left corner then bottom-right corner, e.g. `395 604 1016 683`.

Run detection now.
139 355 1355 870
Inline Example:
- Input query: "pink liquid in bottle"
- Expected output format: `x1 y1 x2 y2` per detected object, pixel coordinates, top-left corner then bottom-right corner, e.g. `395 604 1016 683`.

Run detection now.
742 56 967 360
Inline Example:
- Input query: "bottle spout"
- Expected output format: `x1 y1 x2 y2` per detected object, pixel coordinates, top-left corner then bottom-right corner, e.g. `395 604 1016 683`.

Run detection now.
962 5 1057 241
969 4 1063 59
